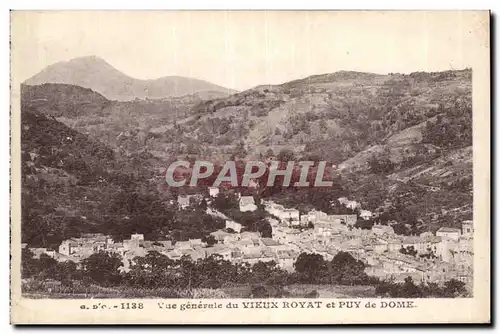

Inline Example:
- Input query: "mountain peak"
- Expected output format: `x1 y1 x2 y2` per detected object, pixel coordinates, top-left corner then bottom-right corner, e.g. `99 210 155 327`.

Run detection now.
24 56 236 101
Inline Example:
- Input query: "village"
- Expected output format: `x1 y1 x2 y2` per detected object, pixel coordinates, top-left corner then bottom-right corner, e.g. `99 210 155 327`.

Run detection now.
25 186 474 288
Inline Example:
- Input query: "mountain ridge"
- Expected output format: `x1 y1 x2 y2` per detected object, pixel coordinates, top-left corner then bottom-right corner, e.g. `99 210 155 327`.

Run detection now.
24 56 237 101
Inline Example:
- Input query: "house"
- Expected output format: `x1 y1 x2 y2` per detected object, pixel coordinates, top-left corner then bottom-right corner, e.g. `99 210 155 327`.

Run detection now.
179 248 206 261
304 209 328 223
260 237 281 247
372 242 388 254
241 252 275 265
436 238 458 263
314 221 348 237
29 247 55 259
226 220 242 233
436 227 461 241
210 229 230 242
280 209 301 225
360 210 373 220
372 224 394 236
276 251 297 271
283 229 302 244
175 241 193 250
131 233 144 241
319 214 358 226
420 235 442 254
240 231 261 240
271 225 288 242
177 195 191 209
206 246 233 261
402 236 426 253
123 236 142 250
177 194 202 209
208 187 220 197
189 239 203 247
338 197 349 205
58 233 114 256
58 240 78 256
264 201 285 216
462 220 473 236
346 200 361 210
237 239 258 253
223 234 241 245
165 250 182 261
453 236 473 269
386 238 403 252
239 196 257 212
156 240 173 249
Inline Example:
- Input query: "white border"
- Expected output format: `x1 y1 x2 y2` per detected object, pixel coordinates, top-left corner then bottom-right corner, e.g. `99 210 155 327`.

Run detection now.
2 1 497 333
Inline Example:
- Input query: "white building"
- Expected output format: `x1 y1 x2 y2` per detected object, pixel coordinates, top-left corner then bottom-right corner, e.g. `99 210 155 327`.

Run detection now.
372 224 394 236
304 209 328 223
462 220 473 236
360 210 373 220
208 187 219 197
436 227 461 241
338 197 349 205
226 220 242 233
346 200 361 210
131 233 144 241
239 196 257 212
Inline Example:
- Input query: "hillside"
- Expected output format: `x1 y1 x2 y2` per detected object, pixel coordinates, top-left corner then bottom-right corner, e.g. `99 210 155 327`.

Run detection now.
21 107 227 249
153 69 472 164
21 83 222 157
21 68 473 236
24 56 236 101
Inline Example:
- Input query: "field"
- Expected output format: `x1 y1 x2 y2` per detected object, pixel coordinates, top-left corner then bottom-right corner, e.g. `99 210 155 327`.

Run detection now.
22 280 376 299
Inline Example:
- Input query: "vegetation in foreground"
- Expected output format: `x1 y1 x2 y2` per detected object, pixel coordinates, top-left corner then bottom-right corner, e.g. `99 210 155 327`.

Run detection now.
22 248 468 299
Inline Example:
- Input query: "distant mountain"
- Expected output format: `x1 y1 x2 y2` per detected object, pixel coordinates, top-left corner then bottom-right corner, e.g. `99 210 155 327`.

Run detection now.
24 56 237 101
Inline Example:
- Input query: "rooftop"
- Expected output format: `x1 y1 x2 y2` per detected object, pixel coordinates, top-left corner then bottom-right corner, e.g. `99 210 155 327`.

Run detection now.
437 227 461 233
261 238 280 246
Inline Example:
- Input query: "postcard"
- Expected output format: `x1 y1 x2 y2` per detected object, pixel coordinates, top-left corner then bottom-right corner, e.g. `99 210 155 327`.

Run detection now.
10 10 490 324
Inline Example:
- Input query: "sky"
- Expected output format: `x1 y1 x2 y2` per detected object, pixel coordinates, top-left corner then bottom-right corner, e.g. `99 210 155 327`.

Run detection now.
11 11 488 91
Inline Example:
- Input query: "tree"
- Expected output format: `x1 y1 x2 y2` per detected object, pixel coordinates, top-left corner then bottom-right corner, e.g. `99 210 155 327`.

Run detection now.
127 251 176 288
81 251 123 286
355 219 374 230
368 155 394 174
400 277 422 297
198 198 208 212
442 279 467 298
251 285 271 298
56 261 79 286
393 222 411 236
21 248 39 279
277 149 295 162
330 251 368 285
257 221 273 238
37 253 60 280
201 235 217 246
294 253 327 282
212 192 239 212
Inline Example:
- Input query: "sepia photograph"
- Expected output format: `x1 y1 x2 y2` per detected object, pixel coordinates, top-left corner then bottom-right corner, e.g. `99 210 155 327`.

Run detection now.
9 10 490 324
